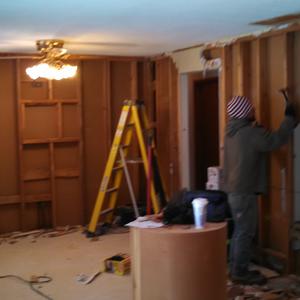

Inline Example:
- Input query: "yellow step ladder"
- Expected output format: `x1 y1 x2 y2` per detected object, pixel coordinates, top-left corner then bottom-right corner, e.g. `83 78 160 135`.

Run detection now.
87 100 164 236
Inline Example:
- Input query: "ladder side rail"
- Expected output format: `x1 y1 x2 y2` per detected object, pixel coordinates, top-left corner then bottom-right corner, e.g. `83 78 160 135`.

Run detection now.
140 103 168 203
131 105 161 213
87 104 131 233
105 114 135 223
119 148 140 218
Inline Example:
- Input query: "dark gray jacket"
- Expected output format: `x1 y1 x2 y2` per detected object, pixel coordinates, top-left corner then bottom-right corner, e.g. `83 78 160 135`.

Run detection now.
223 116 296 194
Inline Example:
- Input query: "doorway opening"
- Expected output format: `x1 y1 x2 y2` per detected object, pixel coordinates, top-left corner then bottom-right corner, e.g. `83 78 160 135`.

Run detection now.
191 76 219 189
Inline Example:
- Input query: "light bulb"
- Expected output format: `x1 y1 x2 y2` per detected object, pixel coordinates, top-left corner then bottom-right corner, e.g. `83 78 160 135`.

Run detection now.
26 63 77 80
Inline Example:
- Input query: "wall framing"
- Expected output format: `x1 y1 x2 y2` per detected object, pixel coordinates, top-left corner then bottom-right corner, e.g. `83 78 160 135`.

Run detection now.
208 27 300 273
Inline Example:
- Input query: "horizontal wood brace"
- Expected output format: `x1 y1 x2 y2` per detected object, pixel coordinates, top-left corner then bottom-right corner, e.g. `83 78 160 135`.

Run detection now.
21 99 79 105
24 193 52 203
23 169 50 181
55 168 80 178
0 195 20 205
23 137 80 144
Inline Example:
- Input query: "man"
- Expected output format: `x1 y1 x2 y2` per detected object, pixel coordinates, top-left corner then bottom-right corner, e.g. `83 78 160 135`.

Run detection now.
223 95 297 285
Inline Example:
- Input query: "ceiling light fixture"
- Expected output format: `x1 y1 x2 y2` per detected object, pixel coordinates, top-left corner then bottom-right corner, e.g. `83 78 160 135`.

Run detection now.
26 39 77 80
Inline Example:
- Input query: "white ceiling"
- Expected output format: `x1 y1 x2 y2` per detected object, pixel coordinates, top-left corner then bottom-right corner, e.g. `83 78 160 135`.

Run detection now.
0 0 299 56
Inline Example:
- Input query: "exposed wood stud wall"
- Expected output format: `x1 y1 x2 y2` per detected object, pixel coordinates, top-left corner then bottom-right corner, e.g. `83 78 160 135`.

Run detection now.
81 58 161 220
155 57 179 197
82 60 110 219
283 32 295 271
214 27 300 272
254 38 268 250
219 45 232 164
16 59 25 229
236 42 250 95
0 55 178 233
49 142 56 226
0 59 84 232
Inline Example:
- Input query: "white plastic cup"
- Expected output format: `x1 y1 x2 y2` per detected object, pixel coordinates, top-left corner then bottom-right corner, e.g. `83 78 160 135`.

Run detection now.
192 198 208 229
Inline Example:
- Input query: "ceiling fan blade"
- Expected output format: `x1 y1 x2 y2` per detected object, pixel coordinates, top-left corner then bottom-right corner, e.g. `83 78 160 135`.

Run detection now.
65 41 138 47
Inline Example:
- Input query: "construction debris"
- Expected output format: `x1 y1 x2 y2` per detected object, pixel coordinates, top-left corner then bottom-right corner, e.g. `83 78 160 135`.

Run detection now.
0 274 52 300
76 271 102 285
227 274 300 299
104 253 131 276
0 225 83 245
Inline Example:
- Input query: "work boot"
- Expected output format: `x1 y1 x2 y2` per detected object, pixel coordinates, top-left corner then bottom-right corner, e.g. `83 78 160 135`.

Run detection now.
231 271 267 285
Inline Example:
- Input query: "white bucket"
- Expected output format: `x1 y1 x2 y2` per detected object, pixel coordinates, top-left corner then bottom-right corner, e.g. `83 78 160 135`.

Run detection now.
192 198 208 229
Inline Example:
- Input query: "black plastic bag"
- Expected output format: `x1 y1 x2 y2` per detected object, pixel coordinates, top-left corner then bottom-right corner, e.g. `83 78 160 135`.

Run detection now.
163 188 231 225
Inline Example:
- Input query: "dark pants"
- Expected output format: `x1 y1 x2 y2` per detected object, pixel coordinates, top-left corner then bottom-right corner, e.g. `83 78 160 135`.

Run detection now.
228 193 258 276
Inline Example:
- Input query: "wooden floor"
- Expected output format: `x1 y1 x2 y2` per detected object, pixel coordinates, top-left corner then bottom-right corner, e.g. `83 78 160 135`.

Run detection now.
0 230 131 300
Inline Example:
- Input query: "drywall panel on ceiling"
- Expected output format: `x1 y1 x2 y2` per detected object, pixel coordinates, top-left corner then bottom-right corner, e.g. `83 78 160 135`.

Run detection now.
171 47 209 74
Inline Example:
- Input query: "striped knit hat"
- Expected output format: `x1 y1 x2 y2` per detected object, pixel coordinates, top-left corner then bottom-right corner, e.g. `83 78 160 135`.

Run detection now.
227 96 254 119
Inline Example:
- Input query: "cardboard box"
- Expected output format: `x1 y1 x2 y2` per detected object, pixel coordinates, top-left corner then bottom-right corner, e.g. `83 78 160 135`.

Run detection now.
206 181 220 190
104 253 131 275
207 166 222 182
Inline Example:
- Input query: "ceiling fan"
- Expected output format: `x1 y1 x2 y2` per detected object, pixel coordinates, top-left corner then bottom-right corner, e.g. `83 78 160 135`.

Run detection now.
24 39 78 80
0 37 139 59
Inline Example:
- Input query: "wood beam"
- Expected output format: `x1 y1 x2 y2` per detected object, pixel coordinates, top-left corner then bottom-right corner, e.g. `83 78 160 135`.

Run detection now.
0 195 21 205
219 46 232 166
283 32 295 273
16 59 25 230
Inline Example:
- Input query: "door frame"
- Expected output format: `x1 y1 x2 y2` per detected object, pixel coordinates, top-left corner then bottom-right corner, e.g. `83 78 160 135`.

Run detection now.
178 70 219 189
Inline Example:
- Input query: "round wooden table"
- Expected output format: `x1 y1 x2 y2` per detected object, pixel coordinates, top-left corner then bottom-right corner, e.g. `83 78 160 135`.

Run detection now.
130 223 227 300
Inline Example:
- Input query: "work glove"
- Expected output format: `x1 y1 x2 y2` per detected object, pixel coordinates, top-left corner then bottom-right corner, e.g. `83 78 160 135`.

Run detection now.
285 103 296 118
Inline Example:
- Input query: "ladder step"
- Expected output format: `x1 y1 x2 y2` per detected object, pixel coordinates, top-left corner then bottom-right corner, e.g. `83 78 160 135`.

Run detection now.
121 144 130 149
126 159 143 164
126 123 134 127
116 158 143 165
100 208 114 216
113 165 123 171
106 187 119 193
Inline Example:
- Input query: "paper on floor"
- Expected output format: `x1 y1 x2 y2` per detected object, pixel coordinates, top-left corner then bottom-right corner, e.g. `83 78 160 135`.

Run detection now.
125 217 164 228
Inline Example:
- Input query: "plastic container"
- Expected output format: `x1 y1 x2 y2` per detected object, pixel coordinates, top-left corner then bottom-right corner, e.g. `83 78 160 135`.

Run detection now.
192 198 208 229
